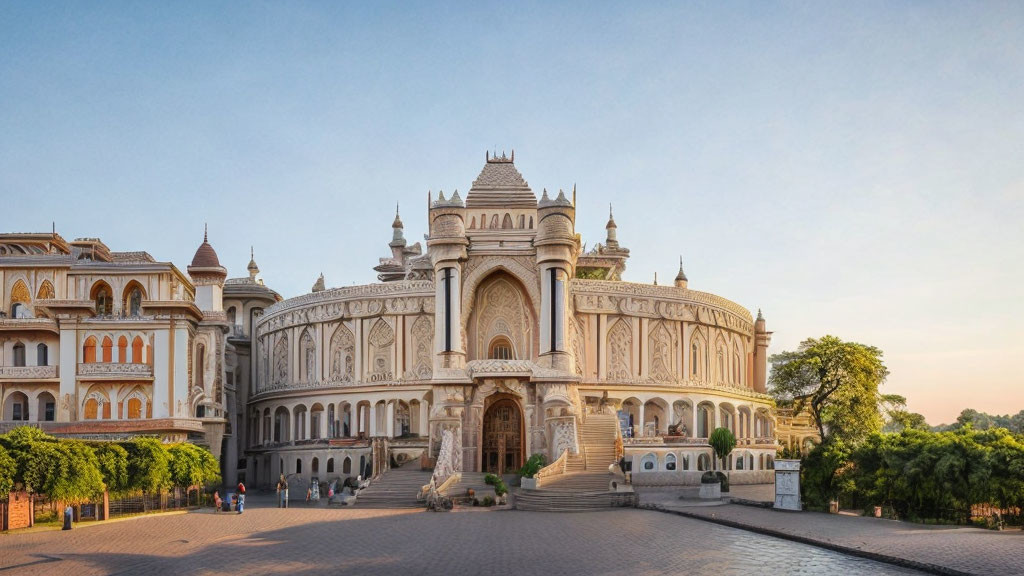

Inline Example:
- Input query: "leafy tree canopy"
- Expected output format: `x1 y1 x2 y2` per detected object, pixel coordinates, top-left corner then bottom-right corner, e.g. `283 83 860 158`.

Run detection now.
123 438 172 493
769 335 890 445
0 444 15 498
168 443 221 488
709 427 736 465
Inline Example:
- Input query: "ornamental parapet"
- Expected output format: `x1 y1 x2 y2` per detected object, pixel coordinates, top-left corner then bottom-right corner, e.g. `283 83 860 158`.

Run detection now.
738 437 778 447
0 318 59 333
252 377 432 399
584 378 774 402
572 279 754 335
77 363 153 378
258 281 435 335
0 365 58 379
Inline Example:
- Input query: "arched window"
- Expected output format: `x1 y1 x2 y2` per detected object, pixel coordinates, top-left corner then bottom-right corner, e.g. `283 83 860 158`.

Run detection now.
226 306 236 327
101 337 113 363
127 398 142 419
697 453 710 471
37 343 48 366
733 353 741 383
736 453 744 470
489 337 513 360
83 337 97 363
717 351 725 381
327 458 335 473
117 336 128 362
312 457 320 474
640 453 657 471
91 282 112 316
196 343 206 386
343 457 352 474
129 289 143 316
665 453 677 471
12 342 26 367
690 343 698 376
9 280 31 318
84 398 99 420
132 336 144 363
295 459 302 474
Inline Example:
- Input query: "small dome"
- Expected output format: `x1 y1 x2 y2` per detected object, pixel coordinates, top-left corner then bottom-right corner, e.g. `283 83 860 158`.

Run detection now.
392 203 403 229
247 246 259 272
190 226 221 268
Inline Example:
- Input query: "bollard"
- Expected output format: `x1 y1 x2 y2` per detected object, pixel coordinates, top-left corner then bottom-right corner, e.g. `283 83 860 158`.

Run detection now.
63 506 73 530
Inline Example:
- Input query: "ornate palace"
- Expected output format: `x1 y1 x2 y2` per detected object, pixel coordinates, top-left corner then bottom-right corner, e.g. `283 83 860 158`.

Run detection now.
244 153 777 491
1 152 778 491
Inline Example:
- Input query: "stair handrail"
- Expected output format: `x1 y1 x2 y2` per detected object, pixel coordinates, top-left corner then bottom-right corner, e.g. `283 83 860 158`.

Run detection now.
420 428 460 502
535 448 568 488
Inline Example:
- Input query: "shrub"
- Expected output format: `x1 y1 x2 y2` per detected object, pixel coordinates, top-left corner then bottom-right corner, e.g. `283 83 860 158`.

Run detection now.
0 444 15 498
91 442 129 496
482 496 495 507
700 471 718 484
122 438 171 494
484 473 508 497
168 443 221 489
518 453 547 478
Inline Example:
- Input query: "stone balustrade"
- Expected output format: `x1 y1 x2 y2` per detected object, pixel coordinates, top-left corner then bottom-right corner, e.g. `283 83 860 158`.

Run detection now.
77 363 153 377
0 365 58 379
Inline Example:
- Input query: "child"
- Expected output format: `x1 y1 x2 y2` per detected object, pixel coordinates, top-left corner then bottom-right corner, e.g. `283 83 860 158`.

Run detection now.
213 490 222 513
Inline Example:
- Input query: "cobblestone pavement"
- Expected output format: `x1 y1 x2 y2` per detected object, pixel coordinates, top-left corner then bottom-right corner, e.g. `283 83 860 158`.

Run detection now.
1 497 924 576
640 492 1024 576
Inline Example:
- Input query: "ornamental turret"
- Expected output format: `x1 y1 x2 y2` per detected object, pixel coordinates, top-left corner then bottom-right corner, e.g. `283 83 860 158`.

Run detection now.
428 188 468 369
535 187 578 371
247 246 260 281
188 224 227 312
605 204 619 248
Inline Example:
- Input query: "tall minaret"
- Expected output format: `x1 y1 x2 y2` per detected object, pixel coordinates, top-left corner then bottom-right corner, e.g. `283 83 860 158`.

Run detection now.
753 309 772 393
535 188 577 371
427 190 468 370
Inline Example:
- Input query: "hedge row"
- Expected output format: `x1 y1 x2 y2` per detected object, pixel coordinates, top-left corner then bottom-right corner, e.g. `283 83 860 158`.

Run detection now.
0 426 220 503
803 427 1024 524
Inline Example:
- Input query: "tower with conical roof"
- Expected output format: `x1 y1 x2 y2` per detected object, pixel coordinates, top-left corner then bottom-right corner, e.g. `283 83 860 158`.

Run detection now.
674 256 688 289
753 309 772 393
188 224 227 312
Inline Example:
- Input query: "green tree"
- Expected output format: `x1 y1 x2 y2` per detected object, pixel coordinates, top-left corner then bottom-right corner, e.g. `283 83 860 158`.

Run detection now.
884 410 930 433
769 335 890 445
0 443 15 498
709 427 736 485
168 443 221 488
23 440 105 503
92 442 130 495
122 438 171 493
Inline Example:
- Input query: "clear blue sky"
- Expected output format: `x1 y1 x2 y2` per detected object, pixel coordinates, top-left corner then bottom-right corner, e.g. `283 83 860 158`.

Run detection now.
2 2 1022 424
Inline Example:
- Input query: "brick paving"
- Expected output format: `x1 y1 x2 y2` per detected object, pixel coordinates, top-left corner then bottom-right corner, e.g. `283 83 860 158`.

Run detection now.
1 495 928 575
639 491 1024 576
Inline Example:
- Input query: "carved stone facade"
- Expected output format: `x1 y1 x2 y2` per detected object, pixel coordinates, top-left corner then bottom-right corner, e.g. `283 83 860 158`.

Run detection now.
242 153 776 487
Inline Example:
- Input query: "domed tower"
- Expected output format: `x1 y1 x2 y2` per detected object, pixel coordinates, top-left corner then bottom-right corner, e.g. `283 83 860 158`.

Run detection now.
674 256 688 289
427 189 469 369
535 188 578 371
187 224 227 312
247 246 260 281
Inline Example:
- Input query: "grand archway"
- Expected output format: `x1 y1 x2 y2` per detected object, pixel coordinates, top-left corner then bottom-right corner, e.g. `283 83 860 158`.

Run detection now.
482 397 524 474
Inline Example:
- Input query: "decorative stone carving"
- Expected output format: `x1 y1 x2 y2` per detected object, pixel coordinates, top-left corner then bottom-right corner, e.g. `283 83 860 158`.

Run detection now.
367 318 394 382
606 318 632 381
0 365 58 378
273 335 288 386
571 316 585 376
648 320 674 382
300 329 316 382
550 418 578 457
329 323 355 382
474 277 531 360
77 363 152 376
407 316 433 379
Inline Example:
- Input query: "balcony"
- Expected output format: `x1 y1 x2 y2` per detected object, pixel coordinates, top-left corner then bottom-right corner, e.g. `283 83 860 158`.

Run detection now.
78 363 153 379
0 365 58 379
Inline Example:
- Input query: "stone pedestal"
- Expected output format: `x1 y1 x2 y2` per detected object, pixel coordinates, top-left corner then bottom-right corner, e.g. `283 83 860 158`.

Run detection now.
698 482 721 499
774 459 801 511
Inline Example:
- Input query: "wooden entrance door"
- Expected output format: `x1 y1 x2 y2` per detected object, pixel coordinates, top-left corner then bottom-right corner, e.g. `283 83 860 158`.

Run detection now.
483 399 523 474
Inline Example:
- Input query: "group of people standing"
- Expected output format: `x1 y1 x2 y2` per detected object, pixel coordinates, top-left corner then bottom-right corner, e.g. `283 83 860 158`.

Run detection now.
212 476 324 512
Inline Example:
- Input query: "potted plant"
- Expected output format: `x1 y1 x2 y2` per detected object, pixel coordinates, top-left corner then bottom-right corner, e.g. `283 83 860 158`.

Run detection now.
517 453 546 490
699 471 721 499
709 427 736 493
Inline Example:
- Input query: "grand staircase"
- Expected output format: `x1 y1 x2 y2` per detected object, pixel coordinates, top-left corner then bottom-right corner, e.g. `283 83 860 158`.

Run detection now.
353 462 431 509
515 413 637 512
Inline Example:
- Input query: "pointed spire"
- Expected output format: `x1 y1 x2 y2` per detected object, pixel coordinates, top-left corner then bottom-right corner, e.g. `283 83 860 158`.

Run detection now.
606 204 616 228
541 188 550 202
653 272 658 286
674 255 688 287
392 202 403 228
511 149 514 162
449 189 462 205
757 308 764 321
572 184 576 207
204 223 208 243
437 190 446 202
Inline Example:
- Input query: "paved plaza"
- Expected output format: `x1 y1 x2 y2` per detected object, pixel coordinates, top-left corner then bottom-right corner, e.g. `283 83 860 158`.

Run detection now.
2 498 926 576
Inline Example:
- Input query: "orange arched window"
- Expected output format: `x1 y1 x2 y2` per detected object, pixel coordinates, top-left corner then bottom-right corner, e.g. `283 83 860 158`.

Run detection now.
84 398 98 419
101 337 113 363
83 337 97 363
131 336 144 363
127 398 142 419
90 282 112 316
118 336 128 363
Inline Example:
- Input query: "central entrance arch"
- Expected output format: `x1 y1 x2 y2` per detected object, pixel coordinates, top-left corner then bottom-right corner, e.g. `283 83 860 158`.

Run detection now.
482 397 524 474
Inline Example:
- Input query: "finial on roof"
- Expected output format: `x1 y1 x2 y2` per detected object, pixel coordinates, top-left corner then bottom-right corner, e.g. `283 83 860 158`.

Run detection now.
52 221 55 235
653 272 658 286
204 223 208 243
757 308 764 321
437 190 446 202
392 202 403 228
675 256 688 286
486 150 489 161
312 273 326 293
606 204 617 228
450 189 462 204
251 246 254 259
511 149 514 162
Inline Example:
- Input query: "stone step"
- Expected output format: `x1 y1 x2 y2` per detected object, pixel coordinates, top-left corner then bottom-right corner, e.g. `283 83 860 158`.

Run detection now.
514 489 637 512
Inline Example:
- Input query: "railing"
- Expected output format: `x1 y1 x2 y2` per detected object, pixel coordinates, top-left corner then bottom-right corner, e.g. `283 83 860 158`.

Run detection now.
0 365 58 379
535 449 568 488
78 363 153 377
